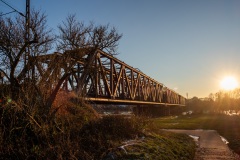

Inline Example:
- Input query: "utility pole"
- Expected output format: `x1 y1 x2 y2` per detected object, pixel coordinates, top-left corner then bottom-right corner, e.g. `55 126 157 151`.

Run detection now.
26 0 30 42
25 0 30 78
25 0 37 80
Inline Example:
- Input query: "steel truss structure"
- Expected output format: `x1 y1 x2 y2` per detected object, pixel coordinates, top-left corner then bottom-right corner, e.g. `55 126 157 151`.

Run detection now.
32 48 185 106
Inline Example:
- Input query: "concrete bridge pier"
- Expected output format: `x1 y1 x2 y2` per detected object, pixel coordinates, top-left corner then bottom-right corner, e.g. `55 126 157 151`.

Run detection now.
133 105 184 117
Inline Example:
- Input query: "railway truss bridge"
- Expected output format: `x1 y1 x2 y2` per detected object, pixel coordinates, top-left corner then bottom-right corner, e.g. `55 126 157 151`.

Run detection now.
28 48 186 107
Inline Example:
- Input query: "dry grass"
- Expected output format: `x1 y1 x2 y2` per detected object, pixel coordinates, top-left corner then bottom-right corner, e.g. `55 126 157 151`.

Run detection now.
0 90 196 159
0 95 146 159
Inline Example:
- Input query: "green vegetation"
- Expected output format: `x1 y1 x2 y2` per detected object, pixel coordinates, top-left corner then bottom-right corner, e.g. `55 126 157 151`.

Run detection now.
113 130 195 160
152 114 240 155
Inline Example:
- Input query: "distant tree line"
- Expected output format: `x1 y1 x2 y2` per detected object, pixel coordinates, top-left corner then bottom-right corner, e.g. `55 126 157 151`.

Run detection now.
187 89 240 114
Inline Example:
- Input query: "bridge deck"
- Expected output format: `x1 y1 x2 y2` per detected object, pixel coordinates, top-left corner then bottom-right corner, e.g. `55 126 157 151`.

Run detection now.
85 97 185 106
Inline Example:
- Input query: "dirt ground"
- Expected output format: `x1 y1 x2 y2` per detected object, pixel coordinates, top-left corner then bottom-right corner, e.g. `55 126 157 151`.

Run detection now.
166 129 240 160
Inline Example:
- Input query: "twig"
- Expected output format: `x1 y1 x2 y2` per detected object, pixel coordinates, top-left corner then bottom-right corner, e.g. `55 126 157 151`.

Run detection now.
11 101 42 129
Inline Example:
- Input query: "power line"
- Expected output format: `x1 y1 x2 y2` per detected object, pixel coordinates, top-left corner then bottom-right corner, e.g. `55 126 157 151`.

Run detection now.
0 0 25 17
0 11 15 16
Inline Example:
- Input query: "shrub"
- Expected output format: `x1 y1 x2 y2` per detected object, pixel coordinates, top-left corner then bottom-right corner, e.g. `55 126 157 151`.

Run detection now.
78 115 148 159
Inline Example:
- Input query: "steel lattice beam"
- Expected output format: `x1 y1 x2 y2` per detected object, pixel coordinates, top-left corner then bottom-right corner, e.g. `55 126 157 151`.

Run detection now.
31 48 186 106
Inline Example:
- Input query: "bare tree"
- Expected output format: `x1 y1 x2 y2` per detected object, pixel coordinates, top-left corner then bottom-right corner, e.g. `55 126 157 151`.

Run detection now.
57 14 91 51
0 12 122 118
57 14 122 55
0 10 54 101
89 23 122 54
54 14 123 101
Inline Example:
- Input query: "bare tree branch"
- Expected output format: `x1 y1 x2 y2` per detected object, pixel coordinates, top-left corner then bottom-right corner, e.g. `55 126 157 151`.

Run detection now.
57 14 122 55
0 9 54 101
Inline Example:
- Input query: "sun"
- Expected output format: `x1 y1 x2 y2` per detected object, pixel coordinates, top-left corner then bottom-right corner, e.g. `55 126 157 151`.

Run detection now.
220 76 239 90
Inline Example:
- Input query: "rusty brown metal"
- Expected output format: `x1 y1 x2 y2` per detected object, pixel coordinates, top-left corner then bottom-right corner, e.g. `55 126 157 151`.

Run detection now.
30 48 186 106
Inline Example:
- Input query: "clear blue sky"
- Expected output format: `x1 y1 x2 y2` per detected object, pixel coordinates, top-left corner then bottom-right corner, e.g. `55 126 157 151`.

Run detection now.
1 0 240 98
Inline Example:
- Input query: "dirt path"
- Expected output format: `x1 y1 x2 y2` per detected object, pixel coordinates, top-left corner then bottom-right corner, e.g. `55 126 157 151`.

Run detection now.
166 129 240 160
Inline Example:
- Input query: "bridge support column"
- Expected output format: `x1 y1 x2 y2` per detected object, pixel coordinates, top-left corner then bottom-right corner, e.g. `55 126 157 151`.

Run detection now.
132 105 148 116
133 105 183 117
132 105 167 117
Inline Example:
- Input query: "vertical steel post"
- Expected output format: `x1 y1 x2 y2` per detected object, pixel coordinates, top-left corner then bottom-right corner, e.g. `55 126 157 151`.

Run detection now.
26 0 30 43
25 0 30 78
131 70 133 99
95 53 98 97
110 59 114 98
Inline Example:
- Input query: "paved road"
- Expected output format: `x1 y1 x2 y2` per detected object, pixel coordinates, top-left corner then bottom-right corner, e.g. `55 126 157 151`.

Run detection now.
166 129 240 160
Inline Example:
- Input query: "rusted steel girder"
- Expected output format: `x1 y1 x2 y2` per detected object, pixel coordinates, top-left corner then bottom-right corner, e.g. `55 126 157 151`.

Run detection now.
30 48 186 106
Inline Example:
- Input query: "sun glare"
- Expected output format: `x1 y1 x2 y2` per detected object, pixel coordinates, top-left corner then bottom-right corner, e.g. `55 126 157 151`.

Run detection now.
220 76 238 90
